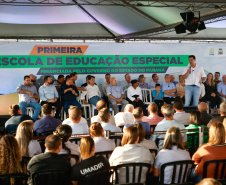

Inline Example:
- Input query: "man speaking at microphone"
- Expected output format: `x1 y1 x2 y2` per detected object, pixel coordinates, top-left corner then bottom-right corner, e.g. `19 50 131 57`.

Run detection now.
182 55 206 107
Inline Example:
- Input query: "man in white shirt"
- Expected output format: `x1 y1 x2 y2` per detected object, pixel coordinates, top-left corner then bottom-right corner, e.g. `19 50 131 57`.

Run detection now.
173 99 190 126
63 106 89 134
121 73 132 90
182 55 206 107
81 75 102 106
151 104 187 149
114 104 134 127
99 108 121 132
148 74 161 89
91 99 116 125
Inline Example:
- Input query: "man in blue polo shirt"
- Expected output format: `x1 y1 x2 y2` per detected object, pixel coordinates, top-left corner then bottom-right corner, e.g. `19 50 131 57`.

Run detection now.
217 74 226 102
162 74 176 104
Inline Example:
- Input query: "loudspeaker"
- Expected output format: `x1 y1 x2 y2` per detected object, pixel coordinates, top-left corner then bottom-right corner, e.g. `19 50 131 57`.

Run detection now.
175 23 186 34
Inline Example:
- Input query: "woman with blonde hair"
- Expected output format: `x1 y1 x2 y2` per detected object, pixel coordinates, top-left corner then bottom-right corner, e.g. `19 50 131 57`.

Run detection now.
154 126 191 184
138 74 148 89
71 136 110 185
89 122 115 153
54 124 80 166
109 126 153 183
204 73 222 115
191 122 226 182
15 120 41 157
0 135 23 174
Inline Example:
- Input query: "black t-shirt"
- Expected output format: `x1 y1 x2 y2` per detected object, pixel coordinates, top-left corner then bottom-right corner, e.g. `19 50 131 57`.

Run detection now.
71 155 110 185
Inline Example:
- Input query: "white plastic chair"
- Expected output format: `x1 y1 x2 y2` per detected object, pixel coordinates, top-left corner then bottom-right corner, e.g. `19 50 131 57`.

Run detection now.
141 88 152 105
78 90 91 119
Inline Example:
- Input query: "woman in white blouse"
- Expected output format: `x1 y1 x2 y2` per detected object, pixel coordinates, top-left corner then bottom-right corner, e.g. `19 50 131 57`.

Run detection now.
153 126 191 184
15 120 41 157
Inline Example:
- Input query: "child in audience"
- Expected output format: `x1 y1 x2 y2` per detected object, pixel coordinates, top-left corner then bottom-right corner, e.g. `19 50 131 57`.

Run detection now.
152 84 164 113
54 124 80 166
89 122 115 153
15 120 41 157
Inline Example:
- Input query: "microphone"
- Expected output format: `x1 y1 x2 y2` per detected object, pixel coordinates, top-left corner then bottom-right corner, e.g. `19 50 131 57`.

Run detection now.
189 66 191 74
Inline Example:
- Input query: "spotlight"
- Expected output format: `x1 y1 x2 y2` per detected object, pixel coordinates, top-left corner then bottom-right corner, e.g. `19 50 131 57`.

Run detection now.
175 11 206 34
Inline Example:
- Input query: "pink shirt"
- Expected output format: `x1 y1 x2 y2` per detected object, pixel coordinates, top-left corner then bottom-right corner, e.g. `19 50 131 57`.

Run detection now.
142 114 163 126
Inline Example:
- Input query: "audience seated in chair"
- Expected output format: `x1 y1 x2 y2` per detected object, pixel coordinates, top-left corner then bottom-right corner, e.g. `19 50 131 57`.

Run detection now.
71 137 110 185
197 178 222 185
142 103 163 126
208 102 226 128
191 122 226 183
39 75 62 119
109 126 154 184
134 122 158 157
62 115 88 125
217 74 226 102
5 104 33 134
151 104 187 150
63 106 89 135
153 126 191 184
16 75 41 121
53 74 65 92
107 77 128 114
89 122 115 153
198 102 213 126
33 104 61 136
91 100 116 125
16 120 41 157
162 74 176 104
102 73 111 108
27 135 71 185
176 75 186 103
173 99 190 126
54 125 80 166
114 104 134 127
59 75 82 115
124 107 150 132
148 73 161 89
99 108 121 132
121 73 132 90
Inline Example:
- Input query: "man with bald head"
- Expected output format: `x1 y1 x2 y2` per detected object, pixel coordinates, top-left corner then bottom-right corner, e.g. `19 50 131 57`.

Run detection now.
114 104 134 127
198 102 213 126
106 77 128 114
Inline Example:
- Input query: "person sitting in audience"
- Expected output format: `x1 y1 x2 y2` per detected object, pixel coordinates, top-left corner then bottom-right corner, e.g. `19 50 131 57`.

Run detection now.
204 73 222 115
33 104 61 136
121 73 132 90
170 75 178 86
176 75 186 103
54 124 80 166
39 75 62 119
91 100 116 125
29 74 41 92
162 74 176 104
191 122 226 183
16 120 41 157
62 114 88 125
81 75 102 106
16 75 41 121
64 106 89 135
152 84 164 111
71 136 110 185
134 122 158 155
102 73 111 107
214 72 221 86
173 99 190 126
107 77 128 114
53 75 65 91
197 178 222 185
99 108 121 132
89 122 115 153
27 135 71 185
109 126 154 184
217 74 226 102
59 75 82 115
0 135 23 175
114 104 134 127
142 103 163 127
138 74 149 89
198 102 213 126
127 79 147 115
124 107 150 132
5 104 32 134
153 126 191 184
151 104 187 149
149 73 161 89
208 102 226 128
185 111 208 148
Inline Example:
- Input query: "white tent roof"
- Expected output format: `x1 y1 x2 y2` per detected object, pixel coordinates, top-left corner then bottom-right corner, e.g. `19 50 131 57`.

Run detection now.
0 0 226 40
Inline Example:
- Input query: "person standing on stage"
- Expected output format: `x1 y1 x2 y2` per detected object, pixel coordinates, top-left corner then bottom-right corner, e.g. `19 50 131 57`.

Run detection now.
182 55 206 107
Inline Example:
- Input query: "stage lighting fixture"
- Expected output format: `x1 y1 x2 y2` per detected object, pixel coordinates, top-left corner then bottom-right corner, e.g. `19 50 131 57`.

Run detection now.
175 11 206 34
